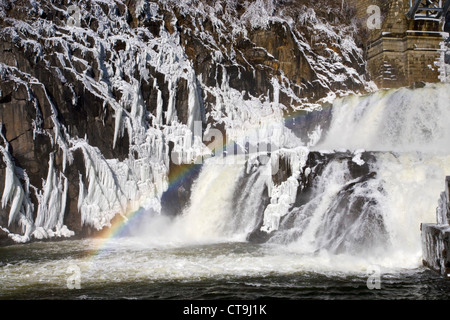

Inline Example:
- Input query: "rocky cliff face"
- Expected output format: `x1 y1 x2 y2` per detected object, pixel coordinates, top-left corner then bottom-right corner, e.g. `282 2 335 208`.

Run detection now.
246 149 382 251
0 0 373 245
422 177 450 276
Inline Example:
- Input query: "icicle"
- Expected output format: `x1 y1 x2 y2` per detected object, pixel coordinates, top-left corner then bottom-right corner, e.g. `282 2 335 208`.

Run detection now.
57 175 69 230
165 79 176 124
40 85 73 171
6 184 24 227
0 146 25 227
187 71 202 133
32 153 74 239
156 88 163 126
113 106 123 149
271 77 280 108
0 127 34 240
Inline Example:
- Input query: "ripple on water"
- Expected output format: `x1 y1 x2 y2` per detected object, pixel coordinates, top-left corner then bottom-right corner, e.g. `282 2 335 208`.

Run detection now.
0 238 448 299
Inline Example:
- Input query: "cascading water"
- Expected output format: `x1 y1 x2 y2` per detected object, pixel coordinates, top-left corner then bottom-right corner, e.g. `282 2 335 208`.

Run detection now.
312 83 450 259
131 155 271 245
135 82 450 272
3 84 450 300
166 156 263 243
271 155 387 254
275 83 450 269
316 84 450 153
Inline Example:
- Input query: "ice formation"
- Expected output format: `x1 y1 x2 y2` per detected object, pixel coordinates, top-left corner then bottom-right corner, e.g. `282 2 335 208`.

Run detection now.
0 126 34 242
0 0 373 242
261 147 309 233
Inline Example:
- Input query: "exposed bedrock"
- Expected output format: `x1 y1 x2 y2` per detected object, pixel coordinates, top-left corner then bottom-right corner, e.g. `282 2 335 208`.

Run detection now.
422 177 450 276
247 150 384 256
0 0 370 244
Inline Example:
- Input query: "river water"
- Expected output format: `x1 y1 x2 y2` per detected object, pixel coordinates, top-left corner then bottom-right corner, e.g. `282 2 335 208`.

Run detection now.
2 84 450 301
0 238 449 300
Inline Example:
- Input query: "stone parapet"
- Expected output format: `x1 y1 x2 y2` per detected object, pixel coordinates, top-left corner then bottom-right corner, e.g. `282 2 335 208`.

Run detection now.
350 0 445 88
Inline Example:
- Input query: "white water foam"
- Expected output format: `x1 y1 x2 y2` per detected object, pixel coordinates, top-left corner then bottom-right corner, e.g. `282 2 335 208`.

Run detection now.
293 83 450 269
122 83 450 274
315 83 450 153
134 155 265 245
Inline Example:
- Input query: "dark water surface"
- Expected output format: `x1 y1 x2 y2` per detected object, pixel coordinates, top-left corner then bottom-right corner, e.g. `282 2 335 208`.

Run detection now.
1 238 449 300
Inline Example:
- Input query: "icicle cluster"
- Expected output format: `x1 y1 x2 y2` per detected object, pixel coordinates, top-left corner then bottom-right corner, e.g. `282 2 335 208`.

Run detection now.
0 0 373 242
0 126 34 243
261 147 309 233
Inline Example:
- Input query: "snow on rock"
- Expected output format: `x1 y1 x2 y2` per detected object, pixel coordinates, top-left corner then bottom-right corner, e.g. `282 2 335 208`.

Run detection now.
261 147 309 233
352 149 366 166
241 0 276 30
0 0 373 242
0 127 34 243
438 39 450 83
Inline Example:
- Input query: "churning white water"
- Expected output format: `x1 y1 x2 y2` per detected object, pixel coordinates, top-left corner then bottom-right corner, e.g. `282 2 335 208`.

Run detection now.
309 83 450 266
290 83 450 269
316 84 450 153
3 84 450 300
135 155 263 245
139 83 450 269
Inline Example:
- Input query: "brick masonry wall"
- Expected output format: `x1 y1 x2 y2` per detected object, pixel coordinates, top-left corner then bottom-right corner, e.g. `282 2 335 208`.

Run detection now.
350 0 443 88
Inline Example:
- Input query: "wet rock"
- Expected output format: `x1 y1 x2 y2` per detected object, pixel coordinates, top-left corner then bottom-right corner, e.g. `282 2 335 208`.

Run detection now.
0 0 370 244
422 223 450 276
161 141 203 217
247 150 382 251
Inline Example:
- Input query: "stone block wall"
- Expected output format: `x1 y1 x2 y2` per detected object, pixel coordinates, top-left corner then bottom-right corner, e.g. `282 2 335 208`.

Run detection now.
350 0 444 88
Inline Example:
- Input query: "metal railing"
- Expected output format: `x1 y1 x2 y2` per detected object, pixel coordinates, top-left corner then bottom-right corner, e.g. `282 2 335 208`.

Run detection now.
406 0 450 20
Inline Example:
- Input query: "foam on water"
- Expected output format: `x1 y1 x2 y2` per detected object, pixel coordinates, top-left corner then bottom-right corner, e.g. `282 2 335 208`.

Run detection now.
113 83 450 275
3 84 450 297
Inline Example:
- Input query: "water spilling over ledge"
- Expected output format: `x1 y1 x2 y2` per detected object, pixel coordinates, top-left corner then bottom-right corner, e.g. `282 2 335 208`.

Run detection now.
1 0 450 300
147 83 450 272
1 79 450 300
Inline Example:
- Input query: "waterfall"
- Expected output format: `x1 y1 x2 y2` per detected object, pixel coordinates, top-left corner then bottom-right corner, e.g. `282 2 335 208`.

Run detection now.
137 83 450 270
173 156 252 242
273 83 450 267
135 155 270 245
315 83 450 153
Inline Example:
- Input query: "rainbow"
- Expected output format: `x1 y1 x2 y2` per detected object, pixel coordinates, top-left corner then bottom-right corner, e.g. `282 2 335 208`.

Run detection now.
88 157 204 259
87 106 330 257
88 206 147 259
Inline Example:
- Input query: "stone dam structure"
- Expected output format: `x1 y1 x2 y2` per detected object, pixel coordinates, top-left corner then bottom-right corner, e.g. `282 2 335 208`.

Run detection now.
351 0 450 88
